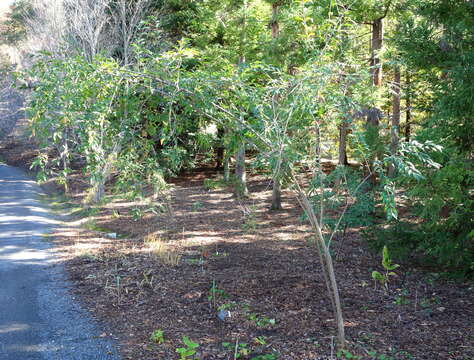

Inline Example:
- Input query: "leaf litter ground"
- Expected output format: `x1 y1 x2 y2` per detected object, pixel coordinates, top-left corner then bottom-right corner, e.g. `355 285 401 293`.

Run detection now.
0 139 472 360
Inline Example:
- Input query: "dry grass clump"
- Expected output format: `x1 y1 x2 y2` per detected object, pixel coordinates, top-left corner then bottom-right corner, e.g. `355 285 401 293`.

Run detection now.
144 233 181 266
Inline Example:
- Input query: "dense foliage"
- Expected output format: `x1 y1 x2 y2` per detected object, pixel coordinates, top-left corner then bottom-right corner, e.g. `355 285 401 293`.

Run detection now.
13 0 471 274
386 0 474 276
2 1 471 347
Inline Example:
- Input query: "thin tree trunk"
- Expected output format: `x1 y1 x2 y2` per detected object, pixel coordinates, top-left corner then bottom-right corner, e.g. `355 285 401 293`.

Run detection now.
318 225 345 349
366 17 384 186
371 18 384 87
269 3 283 210
215 126 225 170
224 153 230 182
61 131 69 194
389 67 401 177
270 177 282 210
338 120 349 166
271 3 279 38
365 108 382 187
234 143 248 197
120 0 129 66
299 195 345 349
405 72 411 142
233 0 249 198
89 142 120 203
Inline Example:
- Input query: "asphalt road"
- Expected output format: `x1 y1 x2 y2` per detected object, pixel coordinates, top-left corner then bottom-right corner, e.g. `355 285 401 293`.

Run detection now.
0 164 119 360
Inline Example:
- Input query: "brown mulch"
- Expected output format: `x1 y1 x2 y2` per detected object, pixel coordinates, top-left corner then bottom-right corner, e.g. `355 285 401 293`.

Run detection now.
1 136 472 360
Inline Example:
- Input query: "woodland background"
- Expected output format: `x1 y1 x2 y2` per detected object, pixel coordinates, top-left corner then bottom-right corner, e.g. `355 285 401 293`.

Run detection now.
0 1 472 359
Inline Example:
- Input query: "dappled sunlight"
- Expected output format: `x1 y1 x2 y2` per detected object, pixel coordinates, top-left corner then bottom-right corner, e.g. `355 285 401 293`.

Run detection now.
51 229 81 238
0 322 31 334
0 240 57 267
0 165 60 268
2 343 61 354
0 213 58 225
179 233 224 246
71 236 116 254
0 244 50 263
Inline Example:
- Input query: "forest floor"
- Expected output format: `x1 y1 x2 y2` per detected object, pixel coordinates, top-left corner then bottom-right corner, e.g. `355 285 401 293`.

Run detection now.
0 136 473 360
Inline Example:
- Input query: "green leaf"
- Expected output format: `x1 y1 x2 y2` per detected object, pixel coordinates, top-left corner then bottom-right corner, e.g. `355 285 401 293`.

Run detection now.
182 336 199 350
371 271 384 282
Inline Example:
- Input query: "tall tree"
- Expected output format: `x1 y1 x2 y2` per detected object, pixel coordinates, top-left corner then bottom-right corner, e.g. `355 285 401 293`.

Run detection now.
404 71 411 141
234 0 250 198
388 66 401 177
370 16 384 86
268 0 283 210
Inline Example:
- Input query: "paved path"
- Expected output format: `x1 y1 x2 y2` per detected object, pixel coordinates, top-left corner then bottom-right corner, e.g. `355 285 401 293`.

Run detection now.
0 164 119 359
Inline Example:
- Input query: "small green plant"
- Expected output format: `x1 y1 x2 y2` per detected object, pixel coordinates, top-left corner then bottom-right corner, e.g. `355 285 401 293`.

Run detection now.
357 332 375 346
150 329 164 344
419 296 441 311
212 251 229 257
146 204 165 215
241 205 258 232
218 301 236 311
78 252 98 261
254 336 267 345
248 313 276 328
208 280 228 309
203 178 225 190
83 219 98 231
425 272 440 286
191 201 204 211
130 207 144 221
371 246 399 291
397 350 415 359
394 289 410 305
337 349 361 359
251 354 277 360
394 295 410 305
74 206 100 218
257 317 276 327
366 351 396 360
222 341 250 359
176 336 199 360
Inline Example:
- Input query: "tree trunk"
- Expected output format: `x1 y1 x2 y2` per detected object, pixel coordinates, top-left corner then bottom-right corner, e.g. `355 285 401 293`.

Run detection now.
234 143 249 197
338 121 349 166
299 195 345 349
224 154 230 182
270 176 282 210
405 72 411 142
315 121 321 166
319 227 345 349
267 2 283 209
366 17 384 186
371 18 384 87
61 128 69 194
215 126 225 170
271 3 279 38
365 108 382 187
389 67 401 177
89 142 120 203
